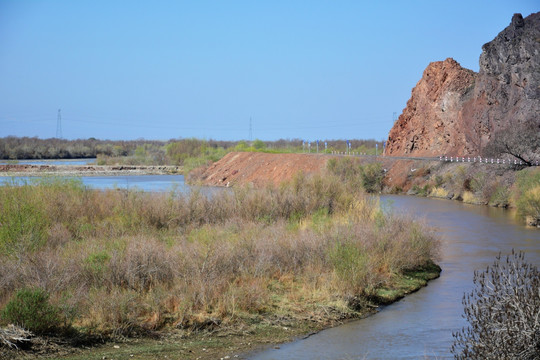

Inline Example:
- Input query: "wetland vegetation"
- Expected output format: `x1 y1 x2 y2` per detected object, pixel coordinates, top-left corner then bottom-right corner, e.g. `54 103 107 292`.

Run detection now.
0 160 439 359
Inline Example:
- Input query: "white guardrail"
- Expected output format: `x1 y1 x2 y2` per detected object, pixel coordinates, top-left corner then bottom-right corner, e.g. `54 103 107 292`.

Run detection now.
326 151 539 166
438 156 539 166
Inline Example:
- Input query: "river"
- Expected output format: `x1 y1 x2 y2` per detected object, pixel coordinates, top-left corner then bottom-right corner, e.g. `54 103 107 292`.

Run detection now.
249 195 540 360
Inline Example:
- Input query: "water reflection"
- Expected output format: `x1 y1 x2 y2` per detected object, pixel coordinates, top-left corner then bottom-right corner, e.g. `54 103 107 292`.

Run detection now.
249 195 540 360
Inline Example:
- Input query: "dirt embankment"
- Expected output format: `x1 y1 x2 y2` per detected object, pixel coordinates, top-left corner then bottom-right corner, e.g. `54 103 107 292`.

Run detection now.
191 151 448 193
192 152 330 187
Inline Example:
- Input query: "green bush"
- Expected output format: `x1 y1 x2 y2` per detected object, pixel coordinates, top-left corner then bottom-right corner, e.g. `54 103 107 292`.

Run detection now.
0 182 49 254
488 185 510 207
360 163 383 193
1 288 62 334
327 157 362 183
514 169 540 224
252 139 266 150
330 242 370 294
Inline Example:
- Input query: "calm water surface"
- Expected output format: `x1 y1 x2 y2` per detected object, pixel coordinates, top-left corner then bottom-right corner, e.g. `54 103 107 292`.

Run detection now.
0 174 208 193
0 158 96 165
250 195 540 360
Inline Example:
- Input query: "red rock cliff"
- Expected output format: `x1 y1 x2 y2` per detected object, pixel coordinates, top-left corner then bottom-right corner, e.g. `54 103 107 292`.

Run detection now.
386 12 540 157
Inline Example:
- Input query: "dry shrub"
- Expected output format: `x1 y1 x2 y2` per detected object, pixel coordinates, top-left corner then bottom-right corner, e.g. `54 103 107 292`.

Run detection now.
15 250 79 296
0 174 440 336
220 276 270 317
328 216 438 295
83 288 145 337
109 236 176 292
452 251 539 359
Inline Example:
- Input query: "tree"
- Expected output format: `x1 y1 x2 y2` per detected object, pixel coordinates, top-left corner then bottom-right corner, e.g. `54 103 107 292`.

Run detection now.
252 139 266 150
451 251 540 359
484 119 540 166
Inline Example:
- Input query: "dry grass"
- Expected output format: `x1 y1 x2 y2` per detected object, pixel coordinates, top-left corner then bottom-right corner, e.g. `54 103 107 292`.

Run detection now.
0 175 439 338
430 187 448 198
462 191 479 204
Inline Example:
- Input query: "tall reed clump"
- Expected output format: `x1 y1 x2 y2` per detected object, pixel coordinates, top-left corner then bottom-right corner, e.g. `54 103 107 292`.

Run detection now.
0 173 439 338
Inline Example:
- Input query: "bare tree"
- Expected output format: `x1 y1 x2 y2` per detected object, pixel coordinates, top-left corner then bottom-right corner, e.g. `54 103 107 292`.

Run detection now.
484 119 540 166
451 250 540 359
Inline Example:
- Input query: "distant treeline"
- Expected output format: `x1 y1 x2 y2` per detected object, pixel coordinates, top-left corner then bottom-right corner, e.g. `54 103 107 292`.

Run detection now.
0 136 381 165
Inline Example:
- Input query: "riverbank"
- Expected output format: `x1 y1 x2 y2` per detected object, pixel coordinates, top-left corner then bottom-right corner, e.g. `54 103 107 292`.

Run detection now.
0 164 182 176
192 152 540 227
3 263 441 360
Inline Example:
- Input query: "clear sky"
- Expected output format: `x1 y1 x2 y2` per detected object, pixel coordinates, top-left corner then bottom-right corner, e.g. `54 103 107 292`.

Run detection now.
1 1 538 141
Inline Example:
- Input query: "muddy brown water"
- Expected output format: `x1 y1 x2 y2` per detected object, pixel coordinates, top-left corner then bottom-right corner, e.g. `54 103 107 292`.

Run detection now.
249 195 540 360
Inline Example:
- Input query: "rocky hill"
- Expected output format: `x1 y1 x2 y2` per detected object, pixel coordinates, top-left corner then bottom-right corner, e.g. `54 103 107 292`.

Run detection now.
386 12 540 158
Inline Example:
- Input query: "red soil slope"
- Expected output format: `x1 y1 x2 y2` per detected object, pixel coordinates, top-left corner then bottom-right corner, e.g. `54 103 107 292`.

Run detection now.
194 152 329 187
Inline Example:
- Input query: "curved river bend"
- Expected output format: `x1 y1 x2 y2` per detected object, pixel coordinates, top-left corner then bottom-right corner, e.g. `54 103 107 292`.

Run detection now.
250 195 540 360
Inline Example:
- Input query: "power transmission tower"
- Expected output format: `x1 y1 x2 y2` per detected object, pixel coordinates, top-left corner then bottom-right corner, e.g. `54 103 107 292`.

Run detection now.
393 112 397 123
56 109 63 138
249 117 253 141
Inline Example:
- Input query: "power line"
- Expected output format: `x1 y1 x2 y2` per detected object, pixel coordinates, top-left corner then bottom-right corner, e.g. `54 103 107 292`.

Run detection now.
56 109 62 138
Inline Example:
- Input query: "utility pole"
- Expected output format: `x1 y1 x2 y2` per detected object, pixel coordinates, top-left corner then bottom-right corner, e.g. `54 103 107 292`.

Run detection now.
56 109 62 138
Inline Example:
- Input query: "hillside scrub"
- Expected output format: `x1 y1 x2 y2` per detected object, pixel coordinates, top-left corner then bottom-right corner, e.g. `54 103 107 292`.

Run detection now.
514 168 540 226
0 175 439 343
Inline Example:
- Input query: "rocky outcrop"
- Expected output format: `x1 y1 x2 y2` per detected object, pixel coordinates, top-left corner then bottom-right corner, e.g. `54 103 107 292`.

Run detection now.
386 58 477 156
386 12 540 157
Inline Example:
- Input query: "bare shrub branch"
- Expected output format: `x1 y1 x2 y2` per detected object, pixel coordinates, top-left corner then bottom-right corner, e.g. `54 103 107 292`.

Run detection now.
451 250 540 359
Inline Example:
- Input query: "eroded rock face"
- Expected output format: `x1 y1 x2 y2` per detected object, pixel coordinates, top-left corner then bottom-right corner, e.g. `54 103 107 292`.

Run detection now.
386 58 477 157
386 12 540 157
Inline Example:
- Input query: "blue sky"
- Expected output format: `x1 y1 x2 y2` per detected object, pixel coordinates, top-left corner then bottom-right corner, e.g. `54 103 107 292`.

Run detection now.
1 1 538 141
